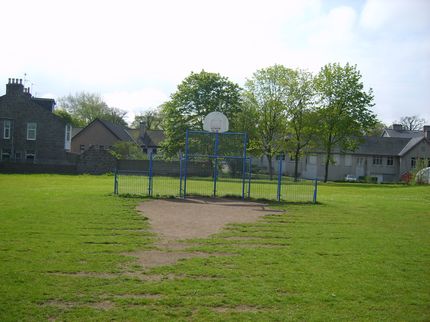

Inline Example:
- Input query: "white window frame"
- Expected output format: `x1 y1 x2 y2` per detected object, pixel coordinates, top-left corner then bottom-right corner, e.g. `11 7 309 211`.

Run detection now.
1 148 11 160
25 150 36 160
27 122 37 140
373 155 382 165
64 124 72 150
386 156 394 166
3 120 11 139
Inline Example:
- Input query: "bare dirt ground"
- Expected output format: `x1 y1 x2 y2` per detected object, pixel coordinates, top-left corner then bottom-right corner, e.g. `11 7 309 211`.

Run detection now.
129 197 281 268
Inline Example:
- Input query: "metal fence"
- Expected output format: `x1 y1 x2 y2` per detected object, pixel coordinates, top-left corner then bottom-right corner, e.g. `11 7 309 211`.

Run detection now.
114 157 318 203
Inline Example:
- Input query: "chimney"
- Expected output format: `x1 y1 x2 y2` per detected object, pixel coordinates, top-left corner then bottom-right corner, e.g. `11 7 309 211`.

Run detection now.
424 125 430 140
392 124 403 131
6 78 25 96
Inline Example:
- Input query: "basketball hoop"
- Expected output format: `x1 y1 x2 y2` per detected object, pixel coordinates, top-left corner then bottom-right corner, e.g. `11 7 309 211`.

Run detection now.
203 112 229 133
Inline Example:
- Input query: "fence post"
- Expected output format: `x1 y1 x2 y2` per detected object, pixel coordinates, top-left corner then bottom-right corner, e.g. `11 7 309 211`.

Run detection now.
114 168 118 195
179 156 183 198
241 133 248 200
183 129 189 199
313 178 318 204
248 158 252 199
213 132 219 197
277 157 282 202
148 152 153 197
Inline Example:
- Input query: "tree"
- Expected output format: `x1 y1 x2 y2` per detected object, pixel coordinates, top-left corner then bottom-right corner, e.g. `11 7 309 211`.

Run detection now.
53 108 82 127
243 65 291 179
284 69 317 181
160 70 242 157
57 92 127 127
109 142 146 160
314 63 377 182
131 108 163 129
365 120 386 136
397 115 426 131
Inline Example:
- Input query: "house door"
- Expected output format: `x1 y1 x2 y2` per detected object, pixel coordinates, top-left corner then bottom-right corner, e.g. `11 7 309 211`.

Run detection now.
355 157 365 178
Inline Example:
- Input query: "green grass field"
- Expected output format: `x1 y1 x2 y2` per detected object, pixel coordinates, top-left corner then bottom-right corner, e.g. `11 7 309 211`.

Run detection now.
0 174 429 321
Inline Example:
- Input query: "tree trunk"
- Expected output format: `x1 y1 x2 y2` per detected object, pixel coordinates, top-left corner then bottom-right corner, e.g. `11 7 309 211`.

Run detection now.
267 154 273 180
293 146 300 182
324 155 330 183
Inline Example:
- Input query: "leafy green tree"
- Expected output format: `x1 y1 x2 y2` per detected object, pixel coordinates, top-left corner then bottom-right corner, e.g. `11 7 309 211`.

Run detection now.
160 70 242 157
365 120 386 136
284 69 318 181
243 65 291 179
57 92 127 127
109 142 146 160
131 108 163 129
53 108 82 127
314 63 377 182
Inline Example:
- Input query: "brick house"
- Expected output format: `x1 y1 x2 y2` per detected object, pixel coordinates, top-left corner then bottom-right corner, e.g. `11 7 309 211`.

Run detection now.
71 118 135 153
0 78 72 163
72 119 165 155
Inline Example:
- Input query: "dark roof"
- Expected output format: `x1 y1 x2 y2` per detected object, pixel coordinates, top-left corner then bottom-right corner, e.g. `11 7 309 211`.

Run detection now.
31 97 56 112
382 128 423 139
354 137 412 156
139 130 165 147
72 127 83 138
398 137 425 156
98 119 135 142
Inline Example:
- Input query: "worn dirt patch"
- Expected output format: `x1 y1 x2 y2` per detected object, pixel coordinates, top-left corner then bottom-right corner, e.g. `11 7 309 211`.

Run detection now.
137 197 278 241
130 197 281 268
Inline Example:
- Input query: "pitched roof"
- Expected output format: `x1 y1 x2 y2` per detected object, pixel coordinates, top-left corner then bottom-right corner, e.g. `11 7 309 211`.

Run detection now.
355 137 411 156
398 137 425 156
139 130 165 147
382 128 423 138
97 119 135 142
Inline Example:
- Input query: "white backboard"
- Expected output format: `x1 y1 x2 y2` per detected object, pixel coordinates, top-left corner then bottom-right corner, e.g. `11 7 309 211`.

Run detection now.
203 112 229 133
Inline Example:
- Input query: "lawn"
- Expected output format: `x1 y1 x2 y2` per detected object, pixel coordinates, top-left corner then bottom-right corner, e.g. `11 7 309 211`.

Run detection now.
0 174 429 321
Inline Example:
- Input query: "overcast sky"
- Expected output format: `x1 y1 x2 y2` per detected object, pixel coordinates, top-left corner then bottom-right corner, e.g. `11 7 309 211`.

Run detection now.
1 0 429 125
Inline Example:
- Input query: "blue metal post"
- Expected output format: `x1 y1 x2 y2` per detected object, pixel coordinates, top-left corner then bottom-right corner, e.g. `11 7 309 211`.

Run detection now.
148 152 153 197
183 129 189 199
179 155 183 198
313 178 318 204
277 157 282 201
213 132 219 197
248 158 252 199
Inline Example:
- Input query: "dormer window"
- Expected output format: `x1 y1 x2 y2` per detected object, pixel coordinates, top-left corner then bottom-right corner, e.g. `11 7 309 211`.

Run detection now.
27 122 37 140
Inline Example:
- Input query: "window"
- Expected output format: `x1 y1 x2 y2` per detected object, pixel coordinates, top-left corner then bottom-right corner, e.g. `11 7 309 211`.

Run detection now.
386 156 393 166
3 120 11 139
27 123 37 140
99 145 104 150
15 152 21 160
65 124 72 150
1 148 11 160
428 158 430 167
373 156 382 165
411 157 416 168
25 150 36 161
80 145 85 152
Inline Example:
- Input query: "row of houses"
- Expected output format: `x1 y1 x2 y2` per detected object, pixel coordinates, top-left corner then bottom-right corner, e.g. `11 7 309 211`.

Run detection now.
1 78 429 182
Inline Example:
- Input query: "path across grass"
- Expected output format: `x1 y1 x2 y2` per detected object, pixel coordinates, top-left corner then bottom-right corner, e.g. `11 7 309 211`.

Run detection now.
0 174 429 321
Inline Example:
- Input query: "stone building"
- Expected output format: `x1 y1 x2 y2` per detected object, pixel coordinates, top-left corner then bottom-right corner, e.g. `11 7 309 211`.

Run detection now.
0 78 72 163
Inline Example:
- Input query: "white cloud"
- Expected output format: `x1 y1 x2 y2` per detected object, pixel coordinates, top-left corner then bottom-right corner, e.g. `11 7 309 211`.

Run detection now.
1 0 429 124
